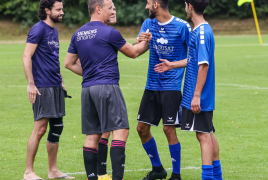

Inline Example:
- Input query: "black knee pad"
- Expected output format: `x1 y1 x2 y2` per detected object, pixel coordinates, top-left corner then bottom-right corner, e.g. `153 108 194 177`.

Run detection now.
47 117 64 144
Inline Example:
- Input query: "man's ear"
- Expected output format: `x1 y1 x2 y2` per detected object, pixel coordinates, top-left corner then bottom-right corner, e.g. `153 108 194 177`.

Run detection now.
45 8 50 15
96 6 101 14
189 3 194 11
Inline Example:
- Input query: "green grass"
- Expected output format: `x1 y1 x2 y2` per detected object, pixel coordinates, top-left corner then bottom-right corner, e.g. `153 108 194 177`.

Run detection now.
1 35 268 180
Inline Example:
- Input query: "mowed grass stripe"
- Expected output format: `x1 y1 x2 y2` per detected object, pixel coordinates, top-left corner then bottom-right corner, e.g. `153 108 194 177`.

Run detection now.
1 35 268 179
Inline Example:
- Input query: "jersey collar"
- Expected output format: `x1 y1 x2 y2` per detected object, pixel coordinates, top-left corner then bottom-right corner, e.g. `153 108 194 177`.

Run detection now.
158 16 174 26
193 22 209 31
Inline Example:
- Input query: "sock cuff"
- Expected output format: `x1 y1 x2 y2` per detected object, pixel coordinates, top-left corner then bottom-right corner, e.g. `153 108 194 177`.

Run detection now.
111 140 126 148
169 142 181 152
213 160 221 165
83 146 98 153
99 138 108 146
202 165 213 170
143 137 156 149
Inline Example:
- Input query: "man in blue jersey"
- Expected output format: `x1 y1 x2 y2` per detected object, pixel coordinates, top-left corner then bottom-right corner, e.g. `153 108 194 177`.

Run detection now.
22 0 74 180
64 0 151 180
133 0 191 179
154 0 223 179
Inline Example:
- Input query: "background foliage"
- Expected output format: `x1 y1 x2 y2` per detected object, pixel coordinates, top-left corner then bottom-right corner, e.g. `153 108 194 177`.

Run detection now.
0 0 268 28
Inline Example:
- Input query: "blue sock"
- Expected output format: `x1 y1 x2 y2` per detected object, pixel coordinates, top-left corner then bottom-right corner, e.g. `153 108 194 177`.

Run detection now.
213 160 223 180
169 143 181 174
142 137 162 167
202 165 213 180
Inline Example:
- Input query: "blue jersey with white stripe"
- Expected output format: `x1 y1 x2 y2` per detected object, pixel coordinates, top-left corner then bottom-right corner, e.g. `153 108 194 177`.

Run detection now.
138 16 191 91
181 23 215 111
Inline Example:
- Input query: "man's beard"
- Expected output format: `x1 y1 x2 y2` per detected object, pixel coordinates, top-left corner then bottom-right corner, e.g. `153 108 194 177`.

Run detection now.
149 10 156 19
50 14 62 23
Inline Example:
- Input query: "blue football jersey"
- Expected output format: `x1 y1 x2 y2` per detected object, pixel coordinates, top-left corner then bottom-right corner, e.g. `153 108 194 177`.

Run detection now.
138 16 191 91
181 23 215 111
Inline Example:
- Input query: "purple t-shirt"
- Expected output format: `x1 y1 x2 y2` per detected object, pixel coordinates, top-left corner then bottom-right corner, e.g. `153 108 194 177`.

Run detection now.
68 21 127 88
26 20 62 87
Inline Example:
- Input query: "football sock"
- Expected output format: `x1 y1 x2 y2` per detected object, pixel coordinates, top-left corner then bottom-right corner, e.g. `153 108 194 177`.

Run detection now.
202 165 213 180
98 138 109 175
142 137 162 169
169 142 181 174
110 140 126 180
213 160 223 180
83 147 98 180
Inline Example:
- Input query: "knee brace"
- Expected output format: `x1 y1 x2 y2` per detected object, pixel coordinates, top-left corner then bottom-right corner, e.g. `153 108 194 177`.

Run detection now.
47 117 64 144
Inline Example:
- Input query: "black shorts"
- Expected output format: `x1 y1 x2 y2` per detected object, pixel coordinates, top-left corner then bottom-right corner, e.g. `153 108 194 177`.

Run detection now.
32 87 65 121
137 89 182 126
81 85 129 135
181 107 214 133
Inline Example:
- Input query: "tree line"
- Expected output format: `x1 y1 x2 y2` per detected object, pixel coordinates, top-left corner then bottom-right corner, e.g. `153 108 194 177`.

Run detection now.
1 0 268 28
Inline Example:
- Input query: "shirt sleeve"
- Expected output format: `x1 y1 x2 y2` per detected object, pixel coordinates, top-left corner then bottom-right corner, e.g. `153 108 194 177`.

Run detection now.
137 19 150 39
26 25 44 44
197 31 210 66
180 23 192 59
68 33 78 54
109 28 127 50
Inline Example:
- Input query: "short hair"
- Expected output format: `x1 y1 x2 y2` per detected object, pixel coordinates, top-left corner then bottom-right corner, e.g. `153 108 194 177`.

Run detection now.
88 0 105 15
154 0 169 9
38 0 63 20
185 0 209 15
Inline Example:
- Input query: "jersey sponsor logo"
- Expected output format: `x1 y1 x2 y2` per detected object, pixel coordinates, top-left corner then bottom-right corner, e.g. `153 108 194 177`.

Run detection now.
157 37 168 44
77 29 97 41
48 33 59 58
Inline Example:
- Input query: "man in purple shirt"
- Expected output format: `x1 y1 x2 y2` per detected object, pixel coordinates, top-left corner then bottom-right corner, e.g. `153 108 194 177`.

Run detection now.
64 0 151 179
22 0 74 179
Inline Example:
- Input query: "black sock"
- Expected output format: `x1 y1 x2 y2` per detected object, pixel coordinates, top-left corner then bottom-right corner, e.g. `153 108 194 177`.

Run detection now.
98 138 108 175
110 140 126 180
83 147 98 180
152 165 164 173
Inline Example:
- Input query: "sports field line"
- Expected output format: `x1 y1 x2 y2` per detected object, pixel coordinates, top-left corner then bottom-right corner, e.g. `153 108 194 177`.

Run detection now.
66 167 200 175
2 83 268 90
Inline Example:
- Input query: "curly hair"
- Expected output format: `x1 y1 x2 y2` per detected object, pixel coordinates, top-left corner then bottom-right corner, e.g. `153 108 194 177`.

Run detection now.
38 0 63 20
185 0 209 15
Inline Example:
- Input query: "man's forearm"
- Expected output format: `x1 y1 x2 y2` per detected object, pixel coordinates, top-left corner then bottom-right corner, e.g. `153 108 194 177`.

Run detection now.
22 56 35 85
65 62 83 76
133 41 149 57
194 64 209 97
170 59 187 69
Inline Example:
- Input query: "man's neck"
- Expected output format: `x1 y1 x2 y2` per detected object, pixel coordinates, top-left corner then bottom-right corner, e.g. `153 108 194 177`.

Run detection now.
156 10 172 24
191 14 206 29
43 18 55 28
90 15 105 24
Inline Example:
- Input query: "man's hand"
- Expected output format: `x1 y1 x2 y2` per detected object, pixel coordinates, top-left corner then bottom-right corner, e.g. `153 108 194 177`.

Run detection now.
62 82 66 90
27 83 41 104
191 94 201 114
138 29 152 43
154 59 173 73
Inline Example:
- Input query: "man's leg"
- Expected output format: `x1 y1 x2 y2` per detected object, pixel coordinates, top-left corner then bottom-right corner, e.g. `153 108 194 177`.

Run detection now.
196 132 213 180
46 118 74 179
98 132 111 176
163 125 181 179
137 122 166 180
110 129 129 180
84 134 102 180
211 132 223 180
24 118 49 180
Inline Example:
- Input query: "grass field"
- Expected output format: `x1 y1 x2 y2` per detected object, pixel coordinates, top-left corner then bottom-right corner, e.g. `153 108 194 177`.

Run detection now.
1 35 268 180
